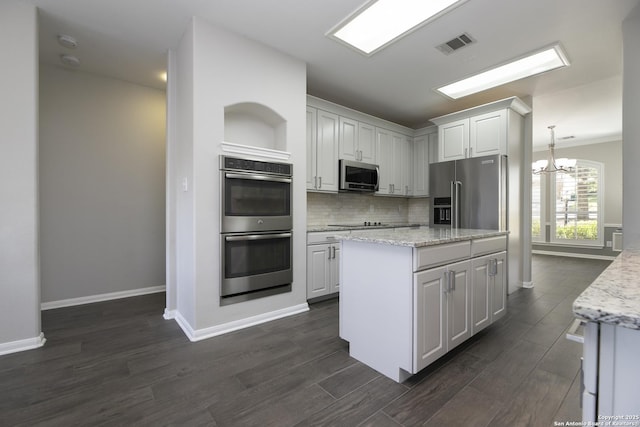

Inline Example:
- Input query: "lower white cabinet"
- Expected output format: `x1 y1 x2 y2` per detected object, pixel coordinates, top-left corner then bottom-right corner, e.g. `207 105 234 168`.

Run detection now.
471 251 507 334
307 231 347 300
414 260 471 372
307 243 340 299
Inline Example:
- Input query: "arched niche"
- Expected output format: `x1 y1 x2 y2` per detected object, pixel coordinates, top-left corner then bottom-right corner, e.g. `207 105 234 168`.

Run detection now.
224 102 286 151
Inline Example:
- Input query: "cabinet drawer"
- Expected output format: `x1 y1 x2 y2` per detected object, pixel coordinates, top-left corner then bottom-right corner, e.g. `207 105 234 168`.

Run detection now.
307 231 349 245
414 241 470 272
471 236 507 257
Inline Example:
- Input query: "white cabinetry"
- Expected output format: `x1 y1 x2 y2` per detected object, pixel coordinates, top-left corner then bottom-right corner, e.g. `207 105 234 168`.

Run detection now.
414 265 447 370
431 97 530 163
471 251 506 334
339 117 376 163
412 129 434 197
340 233 508 382
439 118 469 161
307 231 346 299
376 128 412 196
308 95 419 197
307 107 339 192
413 249 472 372
437 110 507 162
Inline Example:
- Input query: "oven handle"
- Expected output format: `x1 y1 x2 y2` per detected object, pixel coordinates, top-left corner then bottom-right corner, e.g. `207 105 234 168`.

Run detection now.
225 172 292 184
225 232 292 242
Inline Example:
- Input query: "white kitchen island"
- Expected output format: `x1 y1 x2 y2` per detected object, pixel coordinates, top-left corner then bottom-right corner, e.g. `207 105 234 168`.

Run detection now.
572 248 640 420
337 227 509 383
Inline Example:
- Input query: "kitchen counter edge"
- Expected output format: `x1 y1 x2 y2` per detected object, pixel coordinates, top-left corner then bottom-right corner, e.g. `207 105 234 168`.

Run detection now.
573 249 640 330
332 228 508 248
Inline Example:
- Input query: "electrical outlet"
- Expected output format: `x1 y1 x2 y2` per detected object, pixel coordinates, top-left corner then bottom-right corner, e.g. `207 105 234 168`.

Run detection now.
606 241 612 247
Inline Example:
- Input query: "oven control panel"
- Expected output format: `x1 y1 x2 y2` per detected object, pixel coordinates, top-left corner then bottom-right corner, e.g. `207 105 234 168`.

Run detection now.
221 156 292 176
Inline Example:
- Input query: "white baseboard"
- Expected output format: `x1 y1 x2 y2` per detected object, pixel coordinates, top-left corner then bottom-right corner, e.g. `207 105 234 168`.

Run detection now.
0 332 46 356
41 285 166 310
522 281 534 289
174 303 310 342
532 250 616 261
163 308 176 320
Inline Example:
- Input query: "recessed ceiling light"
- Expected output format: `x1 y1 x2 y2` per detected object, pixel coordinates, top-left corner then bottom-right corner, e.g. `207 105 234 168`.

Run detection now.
328 0 469 56
436 43 570 99
57 34 78 49
60 54 80 67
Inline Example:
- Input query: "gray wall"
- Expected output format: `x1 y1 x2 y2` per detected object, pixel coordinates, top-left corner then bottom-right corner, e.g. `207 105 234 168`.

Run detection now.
623 5 640 248
39 64 166 303
0 1 42 351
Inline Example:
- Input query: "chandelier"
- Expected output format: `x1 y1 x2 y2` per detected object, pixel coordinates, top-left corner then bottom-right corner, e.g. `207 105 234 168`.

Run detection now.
532 125 576 174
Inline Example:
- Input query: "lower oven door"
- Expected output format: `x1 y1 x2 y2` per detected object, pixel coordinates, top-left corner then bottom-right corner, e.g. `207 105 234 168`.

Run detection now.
221 231 292 297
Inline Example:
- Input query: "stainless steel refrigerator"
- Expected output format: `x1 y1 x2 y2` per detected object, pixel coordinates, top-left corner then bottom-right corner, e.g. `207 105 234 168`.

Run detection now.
429 154 507 230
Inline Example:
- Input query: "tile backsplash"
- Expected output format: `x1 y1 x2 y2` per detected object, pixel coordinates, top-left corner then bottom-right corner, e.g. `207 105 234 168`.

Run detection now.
307 192 430 226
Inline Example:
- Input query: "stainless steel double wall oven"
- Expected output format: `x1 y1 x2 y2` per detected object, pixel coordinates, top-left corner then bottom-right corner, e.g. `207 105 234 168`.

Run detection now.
220 156 293 305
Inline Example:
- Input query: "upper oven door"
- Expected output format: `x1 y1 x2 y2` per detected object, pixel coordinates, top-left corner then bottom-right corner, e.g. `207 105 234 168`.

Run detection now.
222 170 292 233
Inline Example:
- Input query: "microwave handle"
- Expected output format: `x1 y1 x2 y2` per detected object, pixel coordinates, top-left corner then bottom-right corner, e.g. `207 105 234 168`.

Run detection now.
225 172 292 184
225 232 292 242
375 166 380 191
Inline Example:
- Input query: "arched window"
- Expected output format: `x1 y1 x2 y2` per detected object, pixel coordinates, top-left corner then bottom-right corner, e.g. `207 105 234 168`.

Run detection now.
532 160 604 246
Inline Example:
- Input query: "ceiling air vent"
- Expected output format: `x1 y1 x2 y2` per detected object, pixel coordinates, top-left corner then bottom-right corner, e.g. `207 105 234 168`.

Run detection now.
436 33 475 55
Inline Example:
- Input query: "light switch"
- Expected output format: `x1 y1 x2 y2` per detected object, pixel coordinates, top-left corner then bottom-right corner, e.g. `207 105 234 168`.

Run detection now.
181 177 188 192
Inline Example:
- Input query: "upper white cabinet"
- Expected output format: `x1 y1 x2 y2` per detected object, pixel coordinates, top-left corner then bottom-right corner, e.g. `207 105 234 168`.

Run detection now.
430 97 531 163
471 110 507 158
376 128 412 196
439 118 469 161
307 95 429 197
339 117 376 163
307 107 339 192
412 128 435 197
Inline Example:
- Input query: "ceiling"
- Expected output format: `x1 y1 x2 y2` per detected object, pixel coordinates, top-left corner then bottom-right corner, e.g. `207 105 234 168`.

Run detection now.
29 0 639 148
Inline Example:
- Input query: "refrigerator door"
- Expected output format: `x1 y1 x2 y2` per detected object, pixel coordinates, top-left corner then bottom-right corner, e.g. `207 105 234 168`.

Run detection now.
456 154 507 230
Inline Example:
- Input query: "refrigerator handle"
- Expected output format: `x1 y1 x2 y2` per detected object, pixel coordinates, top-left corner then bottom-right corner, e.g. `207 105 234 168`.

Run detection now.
450 181 455 228
454 181 462 228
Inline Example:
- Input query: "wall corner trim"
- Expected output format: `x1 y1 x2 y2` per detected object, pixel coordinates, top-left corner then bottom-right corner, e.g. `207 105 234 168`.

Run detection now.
174 303 310 342
0 332 46 356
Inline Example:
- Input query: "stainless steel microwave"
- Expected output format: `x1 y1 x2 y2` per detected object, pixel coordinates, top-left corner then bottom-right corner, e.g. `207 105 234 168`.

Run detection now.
339 159 379 192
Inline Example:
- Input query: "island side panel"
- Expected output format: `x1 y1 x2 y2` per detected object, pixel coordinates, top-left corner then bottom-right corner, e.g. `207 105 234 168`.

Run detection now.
339 239 414 382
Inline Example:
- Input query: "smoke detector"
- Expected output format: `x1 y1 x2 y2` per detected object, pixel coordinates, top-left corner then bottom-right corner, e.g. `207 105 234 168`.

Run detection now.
60 54 80 67
436 33 475 55
57 34 78 49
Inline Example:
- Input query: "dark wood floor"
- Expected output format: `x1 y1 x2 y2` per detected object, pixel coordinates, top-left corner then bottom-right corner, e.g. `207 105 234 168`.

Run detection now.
0 255 612 426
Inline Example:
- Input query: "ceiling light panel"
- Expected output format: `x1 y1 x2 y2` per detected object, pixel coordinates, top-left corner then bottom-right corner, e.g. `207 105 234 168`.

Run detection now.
329 0 469 56
437 44 570 99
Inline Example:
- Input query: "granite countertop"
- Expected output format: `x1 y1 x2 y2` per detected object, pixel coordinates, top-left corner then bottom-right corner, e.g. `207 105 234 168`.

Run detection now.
334 227 508 248
307 223 427 233
573 249 640 330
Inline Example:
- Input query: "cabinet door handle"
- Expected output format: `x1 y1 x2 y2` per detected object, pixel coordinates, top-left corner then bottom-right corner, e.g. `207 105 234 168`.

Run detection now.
332 246 336 259
489 258 498 276
449 270 456 292
405 185 409 195
443 271 449 293
328 247 332 260
318 176 322 189
469 147 473 157
314 176 317 189
465 147 468 158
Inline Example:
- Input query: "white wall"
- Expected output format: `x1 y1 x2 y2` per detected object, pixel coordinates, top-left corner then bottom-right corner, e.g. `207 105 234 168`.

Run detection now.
39 64 166 303
623 5 640 248
0 1 43 353
171 17 307 336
